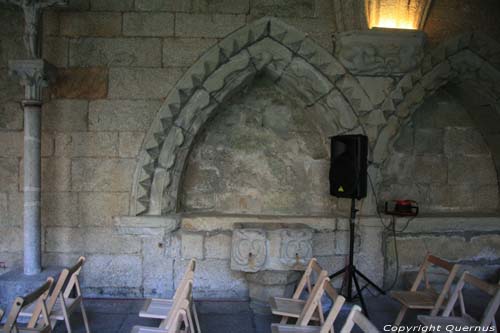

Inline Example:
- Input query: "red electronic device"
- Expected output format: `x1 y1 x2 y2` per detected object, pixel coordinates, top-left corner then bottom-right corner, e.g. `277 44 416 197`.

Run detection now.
385 200 419 217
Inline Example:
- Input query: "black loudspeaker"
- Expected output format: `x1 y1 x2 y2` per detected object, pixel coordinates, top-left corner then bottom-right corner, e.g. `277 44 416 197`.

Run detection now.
329 134 368 199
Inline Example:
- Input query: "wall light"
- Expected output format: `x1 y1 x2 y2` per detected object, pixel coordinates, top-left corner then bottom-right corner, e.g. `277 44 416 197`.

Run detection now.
365 0 433 30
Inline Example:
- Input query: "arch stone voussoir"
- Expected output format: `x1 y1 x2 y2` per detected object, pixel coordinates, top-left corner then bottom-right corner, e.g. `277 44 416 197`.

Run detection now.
130 17 371 216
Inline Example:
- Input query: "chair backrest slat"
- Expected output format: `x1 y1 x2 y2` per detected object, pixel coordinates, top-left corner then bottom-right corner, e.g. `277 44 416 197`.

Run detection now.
340 305 379 333
297 270 328 326
63 256 86 299
443 272 500 328
4 277 53 332
160 276 194 330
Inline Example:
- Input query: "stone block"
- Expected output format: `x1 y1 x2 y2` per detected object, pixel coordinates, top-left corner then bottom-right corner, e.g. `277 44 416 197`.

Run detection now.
45 227 85 253
21 157 72 192
0 102 22 131
382 153 415 184
0 36 28 67
414 154 447 184
119 132 145 158
90 0 134 11
6 191 22 226
394 125 414 153
0 158 21 191
414 128 444 154
85 228 141 254
0 192 7 224
448 155 497 185
312 232 335 256
357 76 394 107
79 192 129 227
177 258 247 298
60 12 121 37
0 8 23 37
123 13 174 37
175 13 246 38
67 0 90 10
135 0 191 11
250 0 315 17
0 226 22 252
108 67 183 99
89 100 161 131
194 0 250 14
0 132 22 157
71 158 135 192
55 132 118 157
162 38 217 67
181 232 204 259
42 10 59 36
69 38 162 67
41 192 79 227
335 230 361 255
473 185 499 211
83 254 142 288
205 233 232 259
143 237 174 297
49 68 108 99
444 128 490 156
0 69 23 103
42 100 88 132
42 37 68 68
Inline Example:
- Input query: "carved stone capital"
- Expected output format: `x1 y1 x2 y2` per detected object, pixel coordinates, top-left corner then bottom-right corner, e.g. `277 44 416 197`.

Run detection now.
8 59 56 101
334 29 427 76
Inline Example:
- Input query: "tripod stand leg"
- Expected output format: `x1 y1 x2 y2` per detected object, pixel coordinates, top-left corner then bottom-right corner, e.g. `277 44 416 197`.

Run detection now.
352 272 369 318
354 268 385 295
329 266 346 279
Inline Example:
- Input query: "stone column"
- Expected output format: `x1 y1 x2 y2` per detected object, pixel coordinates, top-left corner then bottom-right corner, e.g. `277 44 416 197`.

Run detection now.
9 59 53 275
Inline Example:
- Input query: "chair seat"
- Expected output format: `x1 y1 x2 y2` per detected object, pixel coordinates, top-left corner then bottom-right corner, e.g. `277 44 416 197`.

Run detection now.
139 298 174 319
269 297 320 321
391 289 439 309
19 297 80 321
418 314 480 329
131 325 188 333
271 324 322 333
0 325 51 333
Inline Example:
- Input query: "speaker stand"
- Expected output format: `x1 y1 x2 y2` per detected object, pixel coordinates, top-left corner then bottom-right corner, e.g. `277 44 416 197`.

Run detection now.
329 198 385 318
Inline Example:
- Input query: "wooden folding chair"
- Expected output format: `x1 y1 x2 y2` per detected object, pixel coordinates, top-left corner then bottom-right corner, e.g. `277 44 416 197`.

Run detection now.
18 256 90 333
340 305 379 333
139 259 200 332
418 271 500 331
271 271 345 333
391 253 460 325
132 275 195 333
270 258 328 325
0 277 53 333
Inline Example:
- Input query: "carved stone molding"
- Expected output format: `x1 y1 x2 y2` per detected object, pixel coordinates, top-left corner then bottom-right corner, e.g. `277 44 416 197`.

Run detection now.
8 59 55 101
279 229 313 267
231 229 267 272
131 17 373 216
230 225 313 272
334 29 427 76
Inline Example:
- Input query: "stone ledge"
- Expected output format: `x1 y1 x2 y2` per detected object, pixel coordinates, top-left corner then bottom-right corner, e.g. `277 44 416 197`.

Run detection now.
114 215 180 235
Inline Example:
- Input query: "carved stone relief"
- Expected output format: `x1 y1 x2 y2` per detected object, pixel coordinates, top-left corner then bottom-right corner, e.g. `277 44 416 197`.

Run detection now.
231 229 267 272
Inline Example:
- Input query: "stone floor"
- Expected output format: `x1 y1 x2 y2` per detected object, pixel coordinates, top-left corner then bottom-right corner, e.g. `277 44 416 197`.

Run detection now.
25 292 495 333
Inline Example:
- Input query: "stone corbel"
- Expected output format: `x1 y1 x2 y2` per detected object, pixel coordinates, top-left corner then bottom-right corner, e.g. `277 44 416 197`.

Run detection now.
8 59 56 101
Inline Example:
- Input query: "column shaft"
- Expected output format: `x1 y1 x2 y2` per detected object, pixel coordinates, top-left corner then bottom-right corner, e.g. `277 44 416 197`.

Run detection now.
23 100 42 275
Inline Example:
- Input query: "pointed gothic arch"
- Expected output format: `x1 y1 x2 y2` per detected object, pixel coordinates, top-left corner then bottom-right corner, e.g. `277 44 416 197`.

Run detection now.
374 33 500 165
130 17 375 216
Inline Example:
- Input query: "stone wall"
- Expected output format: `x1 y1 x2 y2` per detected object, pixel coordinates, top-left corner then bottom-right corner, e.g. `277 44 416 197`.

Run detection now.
380 89 499 213
0 0 500 300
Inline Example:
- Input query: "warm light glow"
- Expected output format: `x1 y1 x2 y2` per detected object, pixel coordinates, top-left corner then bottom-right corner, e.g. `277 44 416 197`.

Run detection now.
375 18 416 30
365 0 433 30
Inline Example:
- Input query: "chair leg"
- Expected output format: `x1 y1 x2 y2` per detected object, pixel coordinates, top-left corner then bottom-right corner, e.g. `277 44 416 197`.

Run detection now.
192 301 201 333
394 306 408 326
280 316 289 325
80 302 91 333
